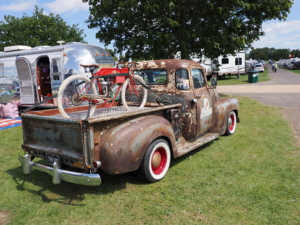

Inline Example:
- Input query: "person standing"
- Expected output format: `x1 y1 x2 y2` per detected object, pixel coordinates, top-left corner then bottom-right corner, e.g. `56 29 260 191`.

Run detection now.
274 63 278 72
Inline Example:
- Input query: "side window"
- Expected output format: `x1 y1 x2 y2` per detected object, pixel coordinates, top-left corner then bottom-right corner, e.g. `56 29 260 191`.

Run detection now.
222 58 229 64
51 58 61 80
0 63 3 78
235 57 242 65
176 69 189 90
192 68 206 89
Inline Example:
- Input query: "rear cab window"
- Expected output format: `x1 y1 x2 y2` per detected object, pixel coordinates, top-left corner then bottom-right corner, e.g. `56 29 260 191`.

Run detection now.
176 69 190 90
135 69 167 85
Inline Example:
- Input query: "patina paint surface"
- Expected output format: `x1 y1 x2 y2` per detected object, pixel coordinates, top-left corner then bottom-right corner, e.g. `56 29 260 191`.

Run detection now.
97 115 176 174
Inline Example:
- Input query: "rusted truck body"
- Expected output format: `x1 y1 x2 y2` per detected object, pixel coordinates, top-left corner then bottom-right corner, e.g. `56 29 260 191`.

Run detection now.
18 59 239 186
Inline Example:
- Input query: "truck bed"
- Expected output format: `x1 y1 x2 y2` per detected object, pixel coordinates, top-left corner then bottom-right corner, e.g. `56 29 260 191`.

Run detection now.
23 103 182 123
20 103 181 172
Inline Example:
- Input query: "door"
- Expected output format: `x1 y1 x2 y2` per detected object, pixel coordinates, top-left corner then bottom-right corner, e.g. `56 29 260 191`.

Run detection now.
191 68 214 136
15 58 35 104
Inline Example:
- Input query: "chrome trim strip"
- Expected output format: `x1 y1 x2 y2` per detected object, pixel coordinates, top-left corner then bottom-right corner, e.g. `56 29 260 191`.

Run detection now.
18 154 101 186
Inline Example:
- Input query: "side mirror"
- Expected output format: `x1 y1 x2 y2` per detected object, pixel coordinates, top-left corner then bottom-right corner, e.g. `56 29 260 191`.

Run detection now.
210 75 217 88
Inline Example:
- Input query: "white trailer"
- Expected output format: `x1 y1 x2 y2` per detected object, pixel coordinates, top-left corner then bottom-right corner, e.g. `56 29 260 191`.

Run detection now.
199 58 214 78
0 42 114 107
212 52 246 80
192 52 246 80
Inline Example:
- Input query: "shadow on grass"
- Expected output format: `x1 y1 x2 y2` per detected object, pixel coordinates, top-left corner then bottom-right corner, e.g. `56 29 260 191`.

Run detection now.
5 164 138 205
170 140 215 165
5 140 216 204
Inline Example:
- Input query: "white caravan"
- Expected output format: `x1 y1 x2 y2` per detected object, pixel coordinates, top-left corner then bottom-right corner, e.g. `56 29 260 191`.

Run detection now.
212 52 246 79
0 42 114 107
192 52 246 79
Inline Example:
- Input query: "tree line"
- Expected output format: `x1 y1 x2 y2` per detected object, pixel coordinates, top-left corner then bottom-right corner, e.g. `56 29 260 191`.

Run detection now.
248 48 300 61
0 6 86 51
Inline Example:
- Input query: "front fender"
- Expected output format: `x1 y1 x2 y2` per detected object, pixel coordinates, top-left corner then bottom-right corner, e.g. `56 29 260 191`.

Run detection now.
99 115 176 174
211 97 239 135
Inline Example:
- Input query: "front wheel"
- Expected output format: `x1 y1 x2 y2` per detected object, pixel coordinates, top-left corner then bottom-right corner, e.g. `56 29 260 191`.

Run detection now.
121 75 147 111
137 139 171 183
57 75 97 119
225 111 237 135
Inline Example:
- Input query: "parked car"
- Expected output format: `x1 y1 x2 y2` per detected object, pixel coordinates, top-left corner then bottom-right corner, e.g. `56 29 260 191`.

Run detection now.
294 61 300 70
287 62 295 70
255 63 264 72
288 60 300 70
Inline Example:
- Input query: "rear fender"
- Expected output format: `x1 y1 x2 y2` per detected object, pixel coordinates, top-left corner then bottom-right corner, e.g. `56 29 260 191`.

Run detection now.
98 115 176 174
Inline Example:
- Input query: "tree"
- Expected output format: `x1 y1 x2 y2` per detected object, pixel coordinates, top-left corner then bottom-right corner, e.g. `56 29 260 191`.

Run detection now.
83 0 293 60
291 49 300 58
249 47 300 61
249 48 267 60
0 6 87 50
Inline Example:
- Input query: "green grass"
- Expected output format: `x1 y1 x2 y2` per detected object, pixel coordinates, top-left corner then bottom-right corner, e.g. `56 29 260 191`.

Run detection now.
281 67 300 74
217 69 271 85
1 96 300 224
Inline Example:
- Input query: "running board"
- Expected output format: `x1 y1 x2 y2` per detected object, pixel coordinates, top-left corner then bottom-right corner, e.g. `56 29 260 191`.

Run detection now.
176 133 219 157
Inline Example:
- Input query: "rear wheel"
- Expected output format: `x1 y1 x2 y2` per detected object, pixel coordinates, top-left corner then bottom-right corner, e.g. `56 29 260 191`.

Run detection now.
57 75 97 119
121 75 147 111
225 111 237 135
137 139 171 183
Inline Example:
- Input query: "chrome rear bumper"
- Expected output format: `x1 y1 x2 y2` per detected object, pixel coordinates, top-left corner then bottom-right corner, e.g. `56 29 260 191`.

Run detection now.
18 154 101 186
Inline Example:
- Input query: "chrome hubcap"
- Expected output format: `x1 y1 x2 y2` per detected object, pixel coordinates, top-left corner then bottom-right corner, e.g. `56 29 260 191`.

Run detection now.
152 151 161 169
228 117 232 128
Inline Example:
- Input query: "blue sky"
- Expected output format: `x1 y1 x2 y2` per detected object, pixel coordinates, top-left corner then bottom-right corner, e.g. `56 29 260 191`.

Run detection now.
1 0 300 51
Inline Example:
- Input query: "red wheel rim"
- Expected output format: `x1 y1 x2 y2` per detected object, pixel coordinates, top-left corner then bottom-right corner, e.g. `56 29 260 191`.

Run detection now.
229 113 235 131
151 147 167 175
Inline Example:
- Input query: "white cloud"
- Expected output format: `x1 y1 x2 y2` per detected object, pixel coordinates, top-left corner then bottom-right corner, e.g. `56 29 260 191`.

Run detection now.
44 0 89 14
262 20 300 35
252 20 300 49
0 0 37 11
282 42 300 50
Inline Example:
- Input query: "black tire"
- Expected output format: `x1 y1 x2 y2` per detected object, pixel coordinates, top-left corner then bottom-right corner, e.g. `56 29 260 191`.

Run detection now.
219 74 225 80
137 139 171 183
225 111 237 135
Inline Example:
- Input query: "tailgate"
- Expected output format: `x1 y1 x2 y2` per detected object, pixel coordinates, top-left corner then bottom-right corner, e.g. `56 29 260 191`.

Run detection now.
21 115 85 162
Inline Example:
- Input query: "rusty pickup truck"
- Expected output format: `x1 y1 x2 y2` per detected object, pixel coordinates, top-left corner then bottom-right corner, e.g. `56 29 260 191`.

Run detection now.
18 59 239 186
